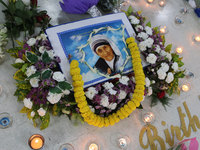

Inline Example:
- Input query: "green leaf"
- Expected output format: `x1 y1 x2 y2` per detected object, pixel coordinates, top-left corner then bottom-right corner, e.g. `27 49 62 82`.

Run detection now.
174 71 185 78
42 51 51 63
24 10 33 19
12 63 24 69
15 16 23 25
8 1 16 14
26 71 40 80
13 69 26 81
15 9 24 18
172 53 179 62
40 111 50 130
161 35 165 45
21 63 29 72
41 69 52 79
15 0 25 10
7 47 21 53
26 51 38 63
16 82 31 90
53 104 60 116
58 81 72 90
165 44 172 52
146 21 151 27
49 87 62 94
69 102 77 105
127 6 133 16
153 27 159 35
20 106 31 113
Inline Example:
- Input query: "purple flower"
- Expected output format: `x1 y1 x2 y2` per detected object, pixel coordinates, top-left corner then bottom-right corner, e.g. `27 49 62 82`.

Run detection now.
54 56 61 63
27 88 48 105
35 60 45 71
100 109 106 114
95 84 101 91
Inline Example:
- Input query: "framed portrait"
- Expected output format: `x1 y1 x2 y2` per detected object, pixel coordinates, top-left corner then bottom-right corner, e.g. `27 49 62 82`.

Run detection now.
46 12 148 88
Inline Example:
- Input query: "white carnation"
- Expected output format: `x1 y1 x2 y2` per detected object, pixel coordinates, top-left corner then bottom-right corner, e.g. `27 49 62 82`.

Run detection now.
160 50 167 56
23 98 33 109
166 53 172 61
30 77 40 87
46 50 55 59
27 38 36 46
157 68 167 80
100 94 109 107
52 71 65 82
135 25 143 32
172 62 179 72
62 89 70 95
31 111 35 117
119 76 129 85
102 82 114 90
155 45 161 53
160 62 169 72
85 87 98 100
47 92 63 104
147 87 153 96
108 103 117 110
128 15 140 24
165 72 174 83
138 41 147 51
145 38 154 48
39 46 46 53
25 65 36 77
137 32 148 40
146 53 157 64
145 26 152 35
15 58 25 63
89 105 95 113
37 108 46 117
108 88 117 95
118 90 127 100
145 77 151 87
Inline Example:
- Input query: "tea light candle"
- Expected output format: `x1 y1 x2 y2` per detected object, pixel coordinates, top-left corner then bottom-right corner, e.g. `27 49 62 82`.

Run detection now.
158 0 166 7
118 138 127 147
159 26 168 35
89 143 99 150
181 84 190 92
194 36 200 42
28 134 44 150
147 0 154 4
176 47 183 54
142 112 155 124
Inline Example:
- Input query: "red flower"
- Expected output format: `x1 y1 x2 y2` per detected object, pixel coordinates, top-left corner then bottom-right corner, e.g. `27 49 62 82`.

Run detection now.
43 15 49 19
157 90 165 99
30 0 37 7
36 16 43 22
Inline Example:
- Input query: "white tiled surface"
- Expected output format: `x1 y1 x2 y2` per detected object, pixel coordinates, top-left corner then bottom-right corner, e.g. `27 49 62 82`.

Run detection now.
1 0 200 149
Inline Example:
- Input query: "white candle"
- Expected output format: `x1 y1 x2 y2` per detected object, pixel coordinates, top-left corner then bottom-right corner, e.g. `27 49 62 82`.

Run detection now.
176 47 183 54
119 138 127 147
181 84 190 92
89 143 98 150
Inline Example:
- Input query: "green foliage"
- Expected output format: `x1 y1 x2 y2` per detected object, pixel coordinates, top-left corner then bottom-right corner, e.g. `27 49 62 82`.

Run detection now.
40 111 50 130
146 21 151 27
41 69 52 79
49 86 63 94
165 44 172 52
172 53 184 67
12 63 24 69
58 81 72 90
26 71 40 80
42 51 51 63
26 51 38 63
126 5 133 16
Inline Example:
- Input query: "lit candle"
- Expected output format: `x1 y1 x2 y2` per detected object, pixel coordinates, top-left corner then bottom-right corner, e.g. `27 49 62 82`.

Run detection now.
159 0 166 7
142 112 155 124
144 116 152 123
159 25 168 35
195 36 200 42
147 0 154 4
89 143 98 150
176 47 183 54
118 138 127 147
181 84 190 92
160 28 165 33
29 134 44 150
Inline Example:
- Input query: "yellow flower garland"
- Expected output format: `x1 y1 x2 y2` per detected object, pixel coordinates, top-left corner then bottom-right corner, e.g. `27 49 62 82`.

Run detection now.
70 37 145 127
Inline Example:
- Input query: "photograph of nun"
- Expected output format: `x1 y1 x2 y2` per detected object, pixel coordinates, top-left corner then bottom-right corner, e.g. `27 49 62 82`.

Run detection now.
90 34 123 75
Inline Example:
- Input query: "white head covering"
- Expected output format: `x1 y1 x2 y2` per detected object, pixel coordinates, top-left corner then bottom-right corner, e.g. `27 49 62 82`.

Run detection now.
89 34 122 57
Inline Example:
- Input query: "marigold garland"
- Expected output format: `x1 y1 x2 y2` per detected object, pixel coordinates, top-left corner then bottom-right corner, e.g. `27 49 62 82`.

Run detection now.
70 37 145 127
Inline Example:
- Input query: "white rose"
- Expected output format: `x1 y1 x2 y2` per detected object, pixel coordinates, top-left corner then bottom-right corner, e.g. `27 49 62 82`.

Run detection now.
108 103 117 110
102 82 114 90
145 77 151 87
15 58 25 63
37 108 46 117
100 94 109 107
27 38 36 46
36 33 47 41
166 53 172 61
145 26 152 35
137 32 148 40
160 50 167 56
63 89 70 95
165 72 174 83
46 50 55 59
160 62 169 72
119 76 129 85
30 77 40 87
145 38 154 48
128 15 140 24
47 92 63 104
89 105 95 113
155 45 161 53
85 87 98 100
147 87 152 96
172 62 179 72
146 53 157 64
23 98 33 109
135 25 143 32
25 65 37 77
39 46 46 53
138 41 147 51
108 88 117 95
52 71 65 82
22 0 30 5
31 111 35 117
118 90 127 100
157 68 167 80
